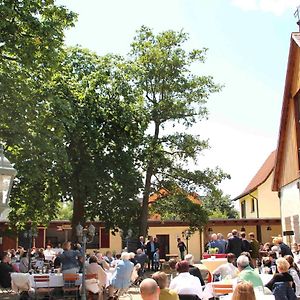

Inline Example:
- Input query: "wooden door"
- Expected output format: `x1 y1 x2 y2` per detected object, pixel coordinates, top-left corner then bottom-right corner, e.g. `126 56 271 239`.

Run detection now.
156 234 169 259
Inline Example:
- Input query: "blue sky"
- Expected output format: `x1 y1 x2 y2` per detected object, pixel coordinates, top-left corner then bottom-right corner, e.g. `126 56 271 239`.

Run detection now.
57 0 299 197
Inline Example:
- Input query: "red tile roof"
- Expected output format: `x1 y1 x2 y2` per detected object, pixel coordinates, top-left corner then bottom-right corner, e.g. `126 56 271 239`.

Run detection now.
148 187 201 205
233 150 276 200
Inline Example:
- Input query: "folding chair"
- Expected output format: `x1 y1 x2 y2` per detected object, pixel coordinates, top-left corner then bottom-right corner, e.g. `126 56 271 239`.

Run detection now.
63 273 80 300
33 275 53 300
178 295 200 300
211 283 233 299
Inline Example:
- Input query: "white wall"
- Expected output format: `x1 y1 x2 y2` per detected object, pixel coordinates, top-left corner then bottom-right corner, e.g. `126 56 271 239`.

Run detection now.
280 179 300 244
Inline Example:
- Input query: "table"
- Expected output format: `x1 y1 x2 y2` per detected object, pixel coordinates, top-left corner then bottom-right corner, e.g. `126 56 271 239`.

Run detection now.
165 254 178 260
201 258 227 273
29 273 82 288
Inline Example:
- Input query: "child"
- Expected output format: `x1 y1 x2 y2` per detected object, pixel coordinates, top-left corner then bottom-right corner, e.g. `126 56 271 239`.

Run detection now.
153 248 160 271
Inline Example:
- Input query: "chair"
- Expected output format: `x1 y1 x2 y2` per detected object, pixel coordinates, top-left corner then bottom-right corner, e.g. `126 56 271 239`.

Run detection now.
63 273 80 300
211 283 233 299
178 294 200 300
272 281 297 300
85 273 103 300
33 274 53 300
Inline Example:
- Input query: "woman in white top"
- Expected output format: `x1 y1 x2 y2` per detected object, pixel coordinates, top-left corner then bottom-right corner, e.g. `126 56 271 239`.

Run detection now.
212 253 238 280
285 255 300 296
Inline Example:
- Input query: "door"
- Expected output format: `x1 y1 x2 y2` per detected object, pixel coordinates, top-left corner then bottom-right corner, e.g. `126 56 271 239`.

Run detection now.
156 234 169 259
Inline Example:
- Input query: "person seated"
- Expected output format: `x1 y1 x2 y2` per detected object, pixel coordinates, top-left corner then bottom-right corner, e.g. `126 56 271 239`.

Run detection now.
231 282 256 300
129 252 137 265
212 252 238 280
0 252 14 288
19 251 29 273
44 244 55 260
104 251 115 266
169 260 203 299
86 255 108 297
152 271 179 300
261 251 277 274
95 252 110 270
237 255 263 288
108 252 134 299
111 253 121 268
140 278 160 300
285 255 300 297
185 254 205 285
240 251 255 269
265 257 294 293
135 248 148 273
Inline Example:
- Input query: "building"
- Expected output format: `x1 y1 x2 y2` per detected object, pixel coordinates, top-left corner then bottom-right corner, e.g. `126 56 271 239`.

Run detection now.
272 32 300 244
233 150 281 241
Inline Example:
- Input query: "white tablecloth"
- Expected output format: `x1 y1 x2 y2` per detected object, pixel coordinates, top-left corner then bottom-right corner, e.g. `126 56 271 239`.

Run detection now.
29 273 82 288
201 258 227 273
202 273 274 300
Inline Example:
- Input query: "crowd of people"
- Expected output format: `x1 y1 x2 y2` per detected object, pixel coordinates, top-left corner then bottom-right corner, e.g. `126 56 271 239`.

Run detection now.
0 229 300 300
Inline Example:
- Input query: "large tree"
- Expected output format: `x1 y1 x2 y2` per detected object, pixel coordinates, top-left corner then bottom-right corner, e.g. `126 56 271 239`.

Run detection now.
129 26 229 237
4 48 146 239
0 0 76 229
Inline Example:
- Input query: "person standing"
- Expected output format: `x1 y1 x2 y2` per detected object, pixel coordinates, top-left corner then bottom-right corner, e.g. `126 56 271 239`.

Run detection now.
241 232 251 253
226 229 243 258
248 232 260 267
217 233 226 254
177 238 186 260
146 236 158 271
137 236 145 251
59 241 82 273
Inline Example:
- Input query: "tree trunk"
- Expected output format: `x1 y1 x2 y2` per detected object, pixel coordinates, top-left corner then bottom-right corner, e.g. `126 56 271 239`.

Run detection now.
139 164 154 238
71 188 85 242
139 121 160 238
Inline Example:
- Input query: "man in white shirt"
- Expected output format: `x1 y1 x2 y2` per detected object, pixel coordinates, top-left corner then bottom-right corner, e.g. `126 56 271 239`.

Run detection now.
169 260 203 299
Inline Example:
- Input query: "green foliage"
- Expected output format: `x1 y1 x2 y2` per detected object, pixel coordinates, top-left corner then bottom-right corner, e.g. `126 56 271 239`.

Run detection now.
56 202 73 221
129 26 229 236
150 192 209 231
203 189 239 219
2 47 146 235
1 18 231 236
0 0 76 68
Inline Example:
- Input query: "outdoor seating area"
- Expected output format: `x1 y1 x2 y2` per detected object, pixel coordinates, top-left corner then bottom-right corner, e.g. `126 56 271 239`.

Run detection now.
2 1 300 300
1 228 300 300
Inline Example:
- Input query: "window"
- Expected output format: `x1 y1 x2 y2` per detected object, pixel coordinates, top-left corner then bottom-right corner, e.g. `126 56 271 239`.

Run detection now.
251 198 255 213
241 201 246 218
100 228 110 248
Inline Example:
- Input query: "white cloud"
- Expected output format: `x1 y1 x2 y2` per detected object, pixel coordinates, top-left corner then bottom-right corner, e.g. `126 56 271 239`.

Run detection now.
231 0 299 16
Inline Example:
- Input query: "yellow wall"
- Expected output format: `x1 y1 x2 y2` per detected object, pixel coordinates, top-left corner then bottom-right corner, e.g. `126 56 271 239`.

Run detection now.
239 191 258 218
97 223 282 261
238 171 280 218
148 226 201 261
257 172 281 218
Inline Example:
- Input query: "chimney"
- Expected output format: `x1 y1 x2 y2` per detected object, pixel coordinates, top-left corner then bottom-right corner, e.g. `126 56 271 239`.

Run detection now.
294 6 300 31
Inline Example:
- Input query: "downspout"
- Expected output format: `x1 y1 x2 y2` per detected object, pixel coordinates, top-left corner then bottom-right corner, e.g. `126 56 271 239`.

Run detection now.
249 193 262 242
249 193 259 218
